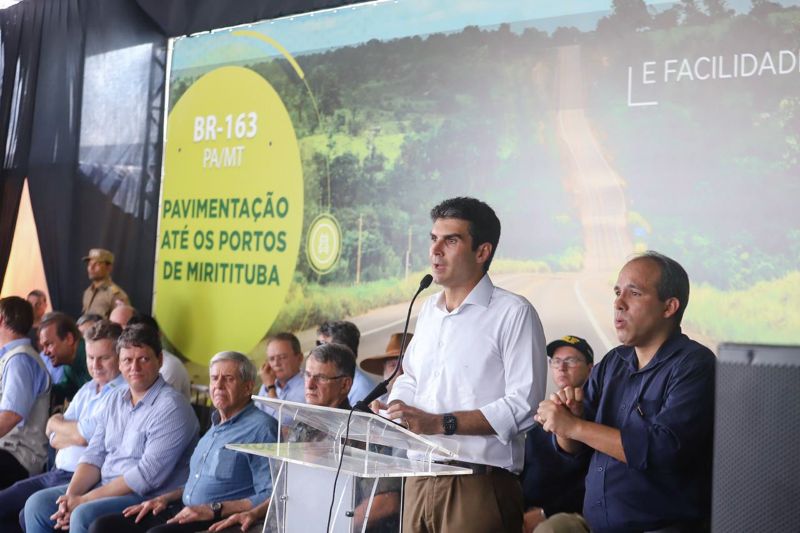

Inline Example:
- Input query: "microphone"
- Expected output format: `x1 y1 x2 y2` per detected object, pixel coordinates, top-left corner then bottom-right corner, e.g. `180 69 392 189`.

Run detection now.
354 274 433 412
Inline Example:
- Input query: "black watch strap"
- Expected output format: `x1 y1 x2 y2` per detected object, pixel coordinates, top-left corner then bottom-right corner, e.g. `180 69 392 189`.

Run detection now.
443 413 457 435
211 502 223 520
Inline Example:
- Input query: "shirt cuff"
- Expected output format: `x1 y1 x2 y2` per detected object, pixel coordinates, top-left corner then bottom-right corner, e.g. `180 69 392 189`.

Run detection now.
123 467 151 496
550 433 590 459
78 452 104 469
479 400 519 445
620 414 650 470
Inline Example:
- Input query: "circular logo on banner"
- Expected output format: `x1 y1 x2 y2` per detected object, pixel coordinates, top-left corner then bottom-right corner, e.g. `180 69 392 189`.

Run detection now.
306 213 342 274
156 66 304 365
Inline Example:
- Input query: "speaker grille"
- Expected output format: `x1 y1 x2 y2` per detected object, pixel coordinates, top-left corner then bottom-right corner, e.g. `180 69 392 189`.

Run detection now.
712 361 800 532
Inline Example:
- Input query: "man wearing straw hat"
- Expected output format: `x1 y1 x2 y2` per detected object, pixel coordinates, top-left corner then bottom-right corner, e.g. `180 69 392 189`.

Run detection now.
359 332 413 408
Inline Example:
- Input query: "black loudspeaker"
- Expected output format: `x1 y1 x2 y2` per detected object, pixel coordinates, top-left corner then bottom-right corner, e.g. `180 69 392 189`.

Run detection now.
712 343 800 532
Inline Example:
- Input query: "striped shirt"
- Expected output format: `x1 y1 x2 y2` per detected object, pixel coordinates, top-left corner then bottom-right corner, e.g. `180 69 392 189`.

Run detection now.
80 376 199 497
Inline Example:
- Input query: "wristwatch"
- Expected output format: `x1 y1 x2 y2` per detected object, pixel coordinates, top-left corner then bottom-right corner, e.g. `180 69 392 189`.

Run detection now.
443 413 457 436
266 384 277 392
210 501 223 520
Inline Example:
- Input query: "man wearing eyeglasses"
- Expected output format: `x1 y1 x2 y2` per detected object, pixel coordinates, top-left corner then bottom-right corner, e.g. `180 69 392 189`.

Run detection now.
256 333 306 418
302 343 354 410
315 321 377 407
521 336 594 533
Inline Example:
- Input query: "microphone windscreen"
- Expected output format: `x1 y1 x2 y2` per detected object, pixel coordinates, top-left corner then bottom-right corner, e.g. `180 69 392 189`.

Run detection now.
419 274 433 290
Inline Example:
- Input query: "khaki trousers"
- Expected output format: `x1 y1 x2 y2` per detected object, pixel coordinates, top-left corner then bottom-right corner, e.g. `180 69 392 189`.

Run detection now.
402 469 523 532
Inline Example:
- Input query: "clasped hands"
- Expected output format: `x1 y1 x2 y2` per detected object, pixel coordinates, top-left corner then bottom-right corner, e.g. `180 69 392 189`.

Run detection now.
534 386 583 437
50 494 84 530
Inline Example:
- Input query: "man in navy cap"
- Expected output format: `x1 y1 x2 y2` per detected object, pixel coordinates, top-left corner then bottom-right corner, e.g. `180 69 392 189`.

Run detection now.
521 335 594 533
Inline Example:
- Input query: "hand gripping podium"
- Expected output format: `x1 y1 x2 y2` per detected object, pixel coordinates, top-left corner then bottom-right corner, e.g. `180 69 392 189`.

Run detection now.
227 397 471 533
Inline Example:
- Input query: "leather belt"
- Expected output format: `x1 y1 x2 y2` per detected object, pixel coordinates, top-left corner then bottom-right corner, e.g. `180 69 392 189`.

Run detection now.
436 459 509 475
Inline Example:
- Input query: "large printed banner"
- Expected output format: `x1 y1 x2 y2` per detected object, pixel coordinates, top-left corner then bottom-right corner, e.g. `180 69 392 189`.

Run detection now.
157 0 800 366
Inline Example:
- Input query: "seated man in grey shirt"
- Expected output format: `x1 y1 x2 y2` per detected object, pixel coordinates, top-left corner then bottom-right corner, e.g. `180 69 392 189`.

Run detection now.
24 324 199 533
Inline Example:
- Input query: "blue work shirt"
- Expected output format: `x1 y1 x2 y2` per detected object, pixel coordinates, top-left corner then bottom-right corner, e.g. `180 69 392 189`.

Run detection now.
0 338 49 422
80 376 199 497
183 402 277 507
348 367 377 406
580 330 715 532
256 371 305 418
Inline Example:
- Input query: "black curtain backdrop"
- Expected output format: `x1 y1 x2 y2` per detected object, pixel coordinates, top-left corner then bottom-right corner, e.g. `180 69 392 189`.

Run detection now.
0 1 45 286
135 0 366 37
0 0 364 317
0 0 164 317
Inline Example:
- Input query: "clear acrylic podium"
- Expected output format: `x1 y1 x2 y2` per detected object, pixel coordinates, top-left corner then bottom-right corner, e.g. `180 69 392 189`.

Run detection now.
226 397 471 533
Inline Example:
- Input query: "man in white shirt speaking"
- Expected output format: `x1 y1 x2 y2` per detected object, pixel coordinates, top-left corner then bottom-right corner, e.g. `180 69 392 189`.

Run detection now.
386 197 547 532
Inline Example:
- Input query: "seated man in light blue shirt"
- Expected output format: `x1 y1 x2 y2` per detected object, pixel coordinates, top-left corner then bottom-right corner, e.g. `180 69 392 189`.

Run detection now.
0 296 51 491
90 350 278 532
316 320 376 406
0 320 124 532
255 332 306 418
25 323 199 533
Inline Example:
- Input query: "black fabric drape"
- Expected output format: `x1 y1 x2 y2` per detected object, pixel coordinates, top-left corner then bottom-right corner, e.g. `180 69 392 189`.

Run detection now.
1 0 165 317
2 0 363 316
0 1 45 284
135 0 366 37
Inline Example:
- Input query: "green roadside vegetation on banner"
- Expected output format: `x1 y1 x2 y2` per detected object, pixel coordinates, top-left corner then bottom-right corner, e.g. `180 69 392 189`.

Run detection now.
685 271 800 345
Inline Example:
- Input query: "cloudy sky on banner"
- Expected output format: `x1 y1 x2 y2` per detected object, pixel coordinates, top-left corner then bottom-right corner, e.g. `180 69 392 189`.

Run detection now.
168 0 683 70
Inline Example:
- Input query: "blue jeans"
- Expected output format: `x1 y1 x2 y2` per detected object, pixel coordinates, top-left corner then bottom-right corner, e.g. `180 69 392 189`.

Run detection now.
24 484 143 533
0 468 73 532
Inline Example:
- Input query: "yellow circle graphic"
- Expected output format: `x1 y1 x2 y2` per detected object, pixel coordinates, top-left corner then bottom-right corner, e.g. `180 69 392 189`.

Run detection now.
306 214 342 274
155 66 304 365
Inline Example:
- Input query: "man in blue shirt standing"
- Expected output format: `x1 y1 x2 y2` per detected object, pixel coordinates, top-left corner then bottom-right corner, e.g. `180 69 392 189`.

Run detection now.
25 323 199 533
536 251 716 533
0 296 50 490
90 350 277 533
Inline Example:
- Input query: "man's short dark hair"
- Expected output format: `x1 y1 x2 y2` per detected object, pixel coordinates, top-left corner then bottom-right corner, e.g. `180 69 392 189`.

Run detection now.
127 313 158 332
308 343 356 379
430 197 501 272
634 251 690 325
116 323 162 357
267 332 302 355
39 312 81 342
0 296 34 335
317 321 360 356
84 320 123 344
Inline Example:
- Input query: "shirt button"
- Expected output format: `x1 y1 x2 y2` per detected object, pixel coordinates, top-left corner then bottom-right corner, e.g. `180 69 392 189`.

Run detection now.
597 466 604 472
620 403 626 410
195 474 200 478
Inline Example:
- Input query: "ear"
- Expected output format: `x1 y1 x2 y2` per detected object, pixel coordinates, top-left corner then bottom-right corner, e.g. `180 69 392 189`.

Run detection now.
663 297 680 319
342 376 353 395
475 242 493 265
